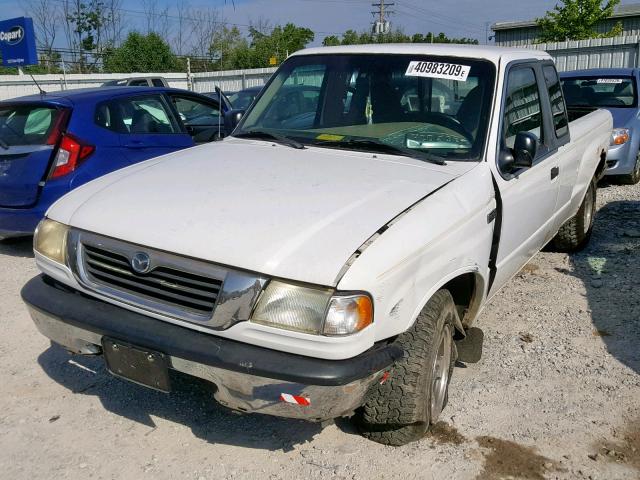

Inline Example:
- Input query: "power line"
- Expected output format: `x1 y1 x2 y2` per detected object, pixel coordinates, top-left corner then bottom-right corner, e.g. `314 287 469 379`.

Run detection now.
371 0 394 34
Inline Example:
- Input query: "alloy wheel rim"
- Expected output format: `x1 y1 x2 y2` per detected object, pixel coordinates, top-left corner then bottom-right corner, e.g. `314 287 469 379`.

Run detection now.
583 186 594 235
430 323 453 421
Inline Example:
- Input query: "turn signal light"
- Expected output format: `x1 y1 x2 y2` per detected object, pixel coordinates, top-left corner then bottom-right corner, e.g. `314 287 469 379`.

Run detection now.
611 128 630 146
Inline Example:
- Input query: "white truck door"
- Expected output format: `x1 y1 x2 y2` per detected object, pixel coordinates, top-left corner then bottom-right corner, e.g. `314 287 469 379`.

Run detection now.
489 63 561 296
541 64 578 229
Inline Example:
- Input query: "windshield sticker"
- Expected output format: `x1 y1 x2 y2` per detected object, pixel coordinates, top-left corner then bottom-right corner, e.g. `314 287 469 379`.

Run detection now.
405 61 471 81
597 78 623 84
316 133 345 141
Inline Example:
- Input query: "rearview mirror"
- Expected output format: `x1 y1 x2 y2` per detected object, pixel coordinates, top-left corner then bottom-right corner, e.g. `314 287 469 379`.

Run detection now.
224 109 246 134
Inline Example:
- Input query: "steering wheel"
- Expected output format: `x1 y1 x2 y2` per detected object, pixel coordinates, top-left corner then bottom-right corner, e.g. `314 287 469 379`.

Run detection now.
422 112 473 142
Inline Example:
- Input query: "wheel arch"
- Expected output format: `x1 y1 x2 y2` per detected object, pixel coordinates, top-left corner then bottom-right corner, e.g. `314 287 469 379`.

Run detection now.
409 268 487 337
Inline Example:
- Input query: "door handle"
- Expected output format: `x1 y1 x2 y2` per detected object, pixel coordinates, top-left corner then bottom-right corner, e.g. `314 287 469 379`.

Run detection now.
124 140 147 149
550 166 559 180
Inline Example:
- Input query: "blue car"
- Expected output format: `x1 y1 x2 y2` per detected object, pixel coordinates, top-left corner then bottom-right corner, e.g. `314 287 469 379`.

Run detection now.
561 68 640 184
0 86 229 238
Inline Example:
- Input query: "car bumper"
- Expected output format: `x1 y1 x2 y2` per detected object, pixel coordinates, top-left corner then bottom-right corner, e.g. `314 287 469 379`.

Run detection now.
0 205 46 238
605 141 637 176
22 275 401 421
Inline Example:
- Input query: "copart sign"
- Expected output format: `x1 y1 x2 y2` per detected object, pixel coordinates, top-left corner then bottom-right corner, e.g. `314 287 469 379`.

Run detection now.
0 17 38 67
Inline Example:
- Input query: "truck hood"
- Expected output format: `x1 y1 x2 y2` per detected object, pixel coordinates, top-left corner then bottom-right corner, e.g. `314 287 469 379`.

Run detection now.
49 139 472 286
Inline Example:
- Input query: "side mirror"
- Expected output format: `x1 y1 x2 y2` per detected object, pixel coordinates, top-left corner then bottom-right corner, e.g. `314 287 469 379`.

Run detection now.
499 132 538 172
512 131 538 168
224 109 246 134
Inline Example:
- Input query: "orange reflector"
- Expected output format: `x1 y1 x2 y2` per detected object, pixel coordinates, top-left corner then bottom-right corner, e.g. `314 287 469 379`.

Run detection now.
355 295 373 331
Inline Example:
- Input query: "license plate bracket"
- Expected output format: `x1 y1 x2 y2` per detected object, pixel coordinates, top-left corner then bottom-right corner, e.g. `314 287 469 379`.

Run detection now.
102 338 171 392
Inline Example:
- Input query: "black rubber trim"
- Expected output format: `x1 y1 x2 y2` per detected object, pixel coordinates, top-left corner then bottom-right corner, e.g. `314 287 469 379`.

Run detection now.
22 275 403 386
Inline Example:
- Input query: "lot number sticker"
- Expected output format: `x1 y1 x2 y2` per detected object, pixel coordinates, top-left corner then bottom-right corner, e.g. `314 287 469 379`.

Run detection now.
596 78 623 84
405 61 471 81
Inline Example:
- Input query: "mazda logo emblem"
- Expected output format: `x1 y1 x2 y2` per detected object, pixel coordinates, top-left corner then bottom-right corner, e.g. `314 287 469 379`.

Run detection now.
131 252 151 274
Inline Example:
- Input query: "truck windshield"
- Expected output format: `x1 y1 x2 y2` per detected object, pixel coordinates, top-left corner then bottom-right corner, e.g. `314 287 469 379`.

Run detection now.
561 76 637 108
235 54 496 162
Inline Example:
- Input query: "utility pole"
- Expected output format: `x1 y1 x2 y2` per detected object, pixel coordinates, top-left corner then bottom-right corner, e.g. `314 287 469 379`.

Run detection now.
371 0 394 34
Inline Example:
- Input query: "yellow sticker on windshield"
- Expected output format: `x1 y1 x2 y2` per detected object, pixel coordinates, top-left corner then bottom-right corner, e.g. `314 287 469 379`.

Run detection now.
316 134 345 141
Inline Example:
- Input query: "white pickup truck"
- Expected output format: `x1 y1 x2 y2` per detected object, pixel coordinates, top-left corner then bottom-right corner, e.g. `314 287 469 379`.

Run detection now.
22 45 611 445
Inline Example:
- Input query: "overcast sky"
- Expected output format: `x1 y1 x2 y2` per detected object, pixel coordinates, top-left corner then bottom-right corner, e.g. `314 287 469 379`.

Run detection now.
1 0 638 46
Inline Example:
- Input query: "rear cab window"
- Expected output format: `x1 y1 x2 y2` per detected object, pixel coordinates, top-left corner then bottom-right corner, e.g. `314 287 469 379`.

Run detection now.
0 104 66 146
543 65 569 138
95 95 179 134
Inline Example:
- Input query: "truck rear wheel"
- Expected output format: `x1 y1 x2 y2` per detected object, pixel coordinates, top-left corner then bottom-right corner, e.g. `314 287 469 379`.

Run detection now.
552 178 596 252
355 290 458 446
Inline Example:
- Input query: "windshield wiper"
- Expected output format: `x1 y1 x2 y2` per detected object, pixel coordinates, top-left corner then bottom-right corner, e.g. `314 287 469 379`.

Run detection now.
234 130 305 150
0 138 9 150
314 138 446 165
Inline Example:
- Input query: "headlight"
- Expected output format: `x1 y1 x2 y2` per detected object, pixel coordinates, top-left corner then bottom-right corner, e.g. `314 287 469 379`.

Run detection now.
34 218 69 265
251 280 373 335
611 128 630 146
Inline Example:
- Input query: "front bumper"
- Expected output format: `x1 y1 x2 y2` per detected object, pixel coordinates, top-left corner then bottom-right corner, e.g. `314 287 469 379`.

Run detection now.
605 141 637 176
22 275 401 421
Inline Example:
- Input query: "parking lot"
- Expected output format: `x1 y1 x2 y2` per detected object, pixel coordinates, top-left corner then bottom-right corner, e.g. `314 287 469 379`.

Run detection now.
0 180 636 480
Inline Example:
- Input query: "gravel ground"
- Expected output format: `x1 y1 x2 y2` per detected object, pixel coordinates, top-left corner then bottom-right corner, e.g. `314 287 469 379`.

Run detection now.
0 181 638 480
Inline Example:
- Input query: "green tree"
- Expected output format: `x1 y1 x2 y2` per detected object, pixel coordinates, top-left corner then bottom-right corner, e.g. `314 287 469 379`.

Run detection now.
103 32 180 72
210 26 250 70
322 29 478 46
209 23 314 69
322 35 341 47
65 0 112 72
537 0 622 42
250 23 314 66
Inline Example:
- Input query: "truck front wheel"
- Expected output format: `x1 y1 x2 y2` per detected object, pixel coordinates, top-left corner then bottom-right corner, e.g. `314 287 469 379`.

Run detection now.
552 178 597 252
355 290 458 446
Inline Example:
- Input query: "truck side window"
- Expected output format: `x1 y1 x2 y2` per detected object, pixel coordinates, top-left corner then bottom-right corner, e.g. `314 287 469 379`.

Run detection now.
502 67 544 150
543 65 569 138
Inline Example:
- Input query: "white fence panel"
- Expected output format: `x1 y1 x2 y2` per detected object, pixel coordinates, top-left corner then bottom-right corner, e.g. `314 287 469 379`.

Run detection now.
0 73 190 100
0 68 276 101
529 36 640 71
192 68 276 93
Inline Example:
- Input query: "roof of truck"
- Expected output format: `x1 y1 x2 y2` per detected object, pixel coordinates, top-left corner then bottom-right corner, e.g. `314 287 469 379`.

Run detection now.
293 44 551 64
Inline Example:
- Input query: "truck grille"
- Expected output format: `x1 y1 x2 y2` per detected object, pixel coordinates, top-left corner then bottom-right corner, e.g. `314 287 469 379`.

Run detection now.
82 244 223 317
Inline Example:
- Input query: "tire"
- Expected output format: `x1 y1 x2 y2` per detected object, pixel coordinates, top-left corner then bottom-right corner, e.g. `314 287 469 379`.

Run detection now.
552 178 597 252
613 152 640 185
355 290 458 446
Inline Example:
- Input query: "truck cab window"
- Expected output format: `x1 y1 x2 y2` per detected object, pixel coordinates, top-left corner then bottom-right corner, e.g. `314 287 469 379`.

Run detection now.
503 67 544 150
543 65 569 138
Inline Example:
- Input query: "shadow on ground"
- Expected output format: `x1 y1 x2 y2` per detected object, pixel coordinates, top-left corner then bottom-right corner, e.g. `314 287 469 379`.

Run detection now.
0 236 34 258
38 344 323 451
565 198 640 375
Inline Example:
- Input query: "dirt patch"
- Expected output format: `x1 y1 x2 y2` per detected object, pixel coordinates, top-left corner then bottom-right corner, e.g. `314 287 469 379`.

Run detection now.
521 263 540 275
593 420 640 472
429 422 467 446
593 329 612 337
475 436 559 480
